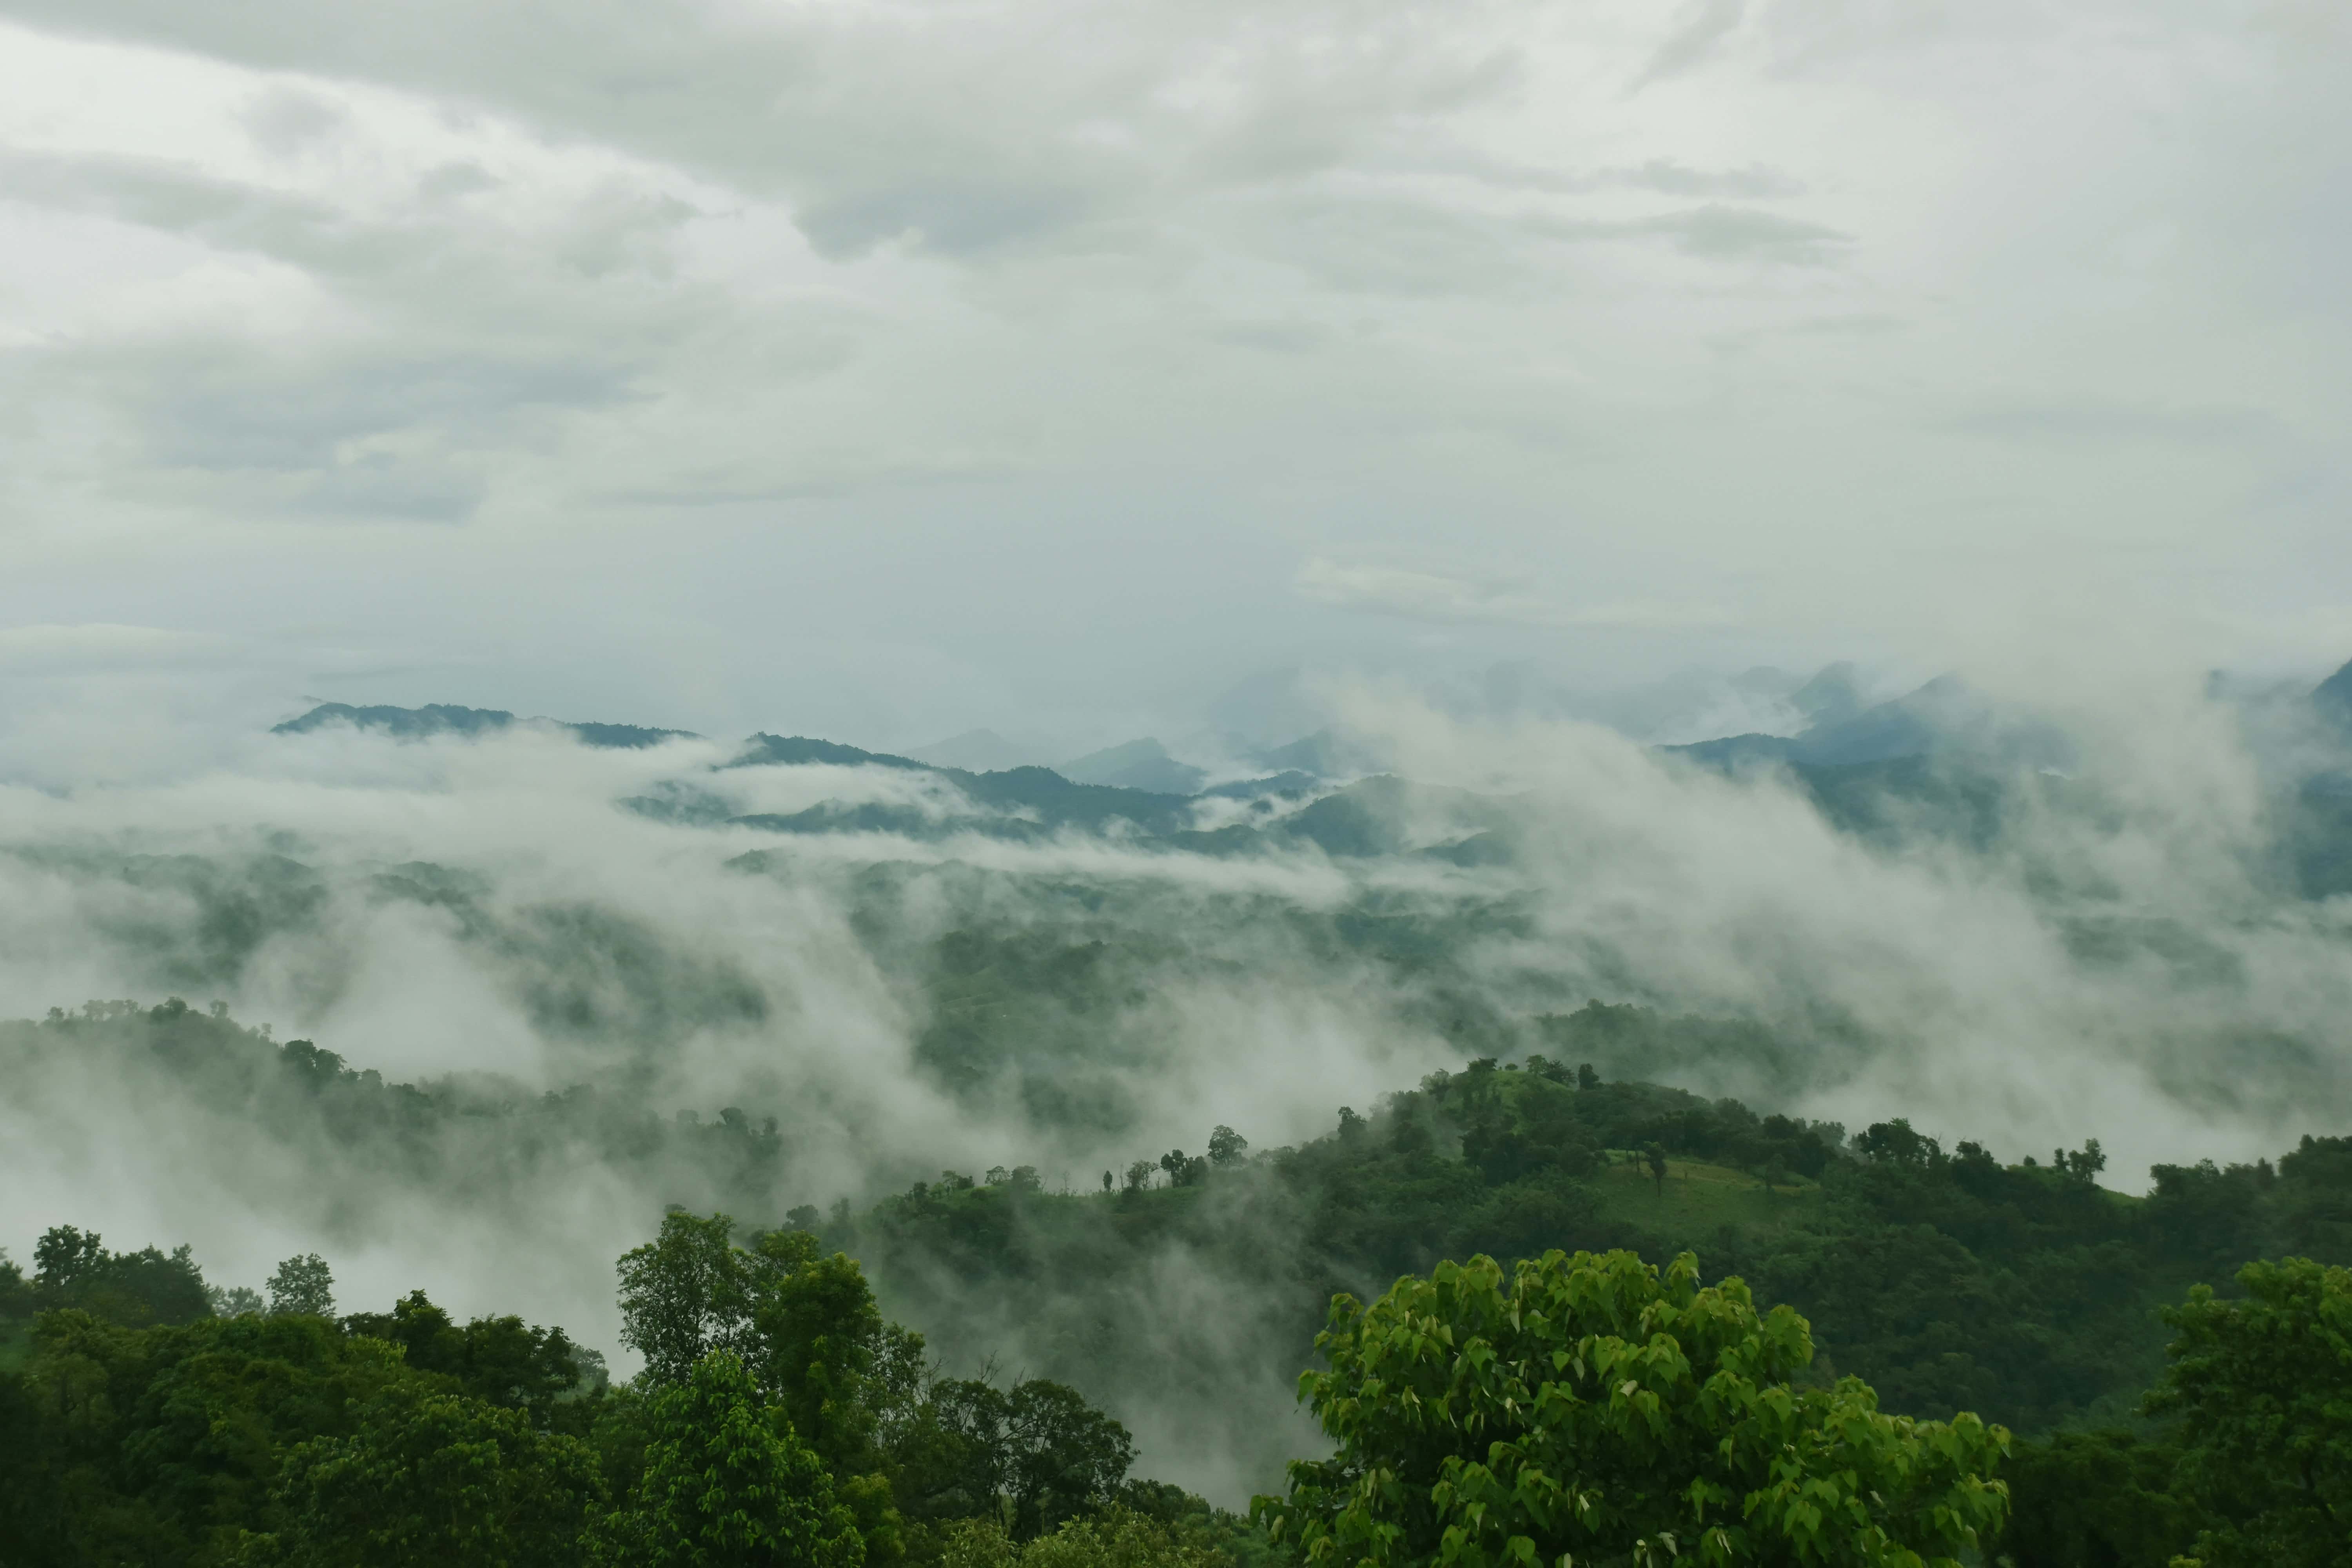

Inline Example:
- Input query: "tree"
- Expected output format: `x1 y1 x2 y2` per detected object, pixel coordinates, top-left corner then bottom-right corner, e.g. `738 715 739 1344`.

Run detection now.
209 1284 265 1317
1207 1127 1249 1167
276 1385 603 1567
269 1253 336 1318
613 1219 907 1562
2000 1429 2192 1567
938 1506 1223 1568
1123 1161 1152 1194
1101 1171 1113 1193
1857 1120 1942 1171
617 1212 751 1387
33 1226 103 1289
744 1231 883 1474
27 1227 212 1327
1002 1379 1136 1539
610 1349 865 1568
2060 1140 2108 1183
897 1377 1135 1542
341 1290 584 1422
1257 1248 2009 1568
1576 1062 1600 1091
2146 1256 2352 1567
1642 1141 1669 1195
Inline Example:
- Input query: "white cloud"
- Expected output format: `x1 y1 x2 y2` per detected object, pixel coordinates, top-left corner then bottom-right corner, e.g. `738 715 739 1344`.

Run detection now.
0 0 2337 750
1298 557 1733 631
0 621 235 670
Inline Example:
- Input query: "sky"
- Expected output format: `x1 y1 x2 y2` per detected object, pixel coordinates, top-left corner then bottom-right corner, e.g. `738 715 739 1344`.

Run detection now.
0 0 2347 762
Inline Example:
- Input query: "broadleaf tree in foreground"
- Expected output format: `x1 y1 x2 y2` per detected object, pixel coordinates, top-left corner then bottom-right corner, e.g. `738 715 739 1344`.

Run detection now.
609 1348 866 1568
2143 1256 2352 1568
1256 1248 2009 1568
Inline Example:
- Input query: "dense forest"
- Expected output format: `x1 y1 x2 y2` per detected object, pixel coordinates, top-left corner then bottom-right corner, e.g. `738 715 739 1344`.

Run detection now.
7 999 2352 1564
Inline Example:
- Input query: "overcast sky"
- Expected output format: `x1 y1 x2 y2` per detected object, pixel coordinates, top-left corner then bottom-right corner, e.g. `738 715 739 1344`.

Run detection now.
0 0 2345 763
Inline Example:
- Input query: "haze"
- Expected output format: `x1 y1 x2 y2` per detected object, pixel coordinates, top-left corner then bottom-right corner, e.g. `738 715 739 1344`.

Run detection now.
5 0 2352 1514
1 0 2346 770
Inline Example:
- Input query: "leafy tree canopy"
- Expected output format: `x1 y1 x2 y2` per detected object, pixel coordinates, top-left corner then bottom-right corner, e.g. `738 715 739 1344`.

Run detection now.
2148 1256 2352 1568
611 1349 866 1568
274 1383 604 1568
268 1254 336 1319
1258 1249 2009 1568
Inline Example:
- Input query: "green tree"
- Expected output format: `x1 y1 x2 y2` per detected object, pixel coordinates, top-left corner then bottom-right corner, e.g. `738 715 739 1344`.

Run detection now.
32 1227 103 1290
1257 1249 2008 1568
2146 1256 2352 1567
208 1284 265 1318
938 1506 1224 1568
743 1230 907 1564
617 1212 752 1388
27 1226 212 1327
895 1377 1134 1541
276 1384 604 1567
745 1232 880 1470
1003 1379 1136 1540
0 1308 414 1565
2000 1429 2191 1568
268 1254 336 1318
611 1349 865 1568
342 1289 585 1423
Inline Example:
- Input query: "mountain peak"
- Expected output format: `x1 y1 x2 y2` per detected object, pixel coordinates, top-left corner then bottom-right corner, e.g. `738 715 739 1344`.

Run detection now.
2314 657 2352 728
1058 737 1205 795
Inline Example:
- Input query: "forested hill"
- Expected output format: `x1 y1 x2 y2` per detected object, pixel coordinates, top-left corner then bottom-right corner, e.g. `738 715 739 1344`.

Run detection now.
273 702 697 750
270 691 2352 897
8 999 2349 1463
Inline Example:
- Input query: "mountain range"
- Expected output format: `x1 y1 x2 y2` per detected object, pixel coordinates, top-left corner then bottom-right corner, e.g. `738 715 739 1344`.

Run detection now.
268 655 2352 873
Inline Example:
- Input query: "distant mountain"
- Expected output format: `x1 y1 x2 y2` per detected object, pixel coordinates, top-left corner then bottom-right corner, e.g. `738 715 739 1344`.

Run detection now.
1251 728 1392 779
273 703 696 750
1056 738 1207 796
727 734 930 771
1790 661 1866 727
1199 771 1320 802
908 729 1040 771
717 735 1199 837
1168 774 1518 863
2315 657 2352 733
1666 674 2073 773
274 703 515 739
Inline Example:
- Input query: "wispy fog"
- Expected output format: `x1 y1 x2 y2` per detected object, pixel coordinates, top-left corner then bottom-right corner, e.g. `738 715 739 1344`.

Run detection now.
4 664 2350 1501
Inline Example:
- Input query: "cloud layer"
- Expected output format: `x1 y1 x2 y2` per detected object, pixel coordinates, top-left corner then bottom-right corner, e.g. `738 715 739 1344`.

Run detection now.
0 1 2343 745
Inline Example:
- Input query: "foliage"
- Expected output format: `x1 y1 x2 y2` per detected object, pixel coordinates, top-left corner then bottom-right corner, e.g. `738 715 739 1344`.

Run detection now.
23 1225 212 1327
2143 1256 2352 1568
1258 1248 2009 1568
1998 1429 2190 1568
274 1384 604 1567
608 1349 866 1568
0 1309 414 1567
619 1211 755 1387
906 1378 1138 1542
938 1506 1229 1568
340 1289 588 1422
267 1255 336 1319
24 998 2352 1568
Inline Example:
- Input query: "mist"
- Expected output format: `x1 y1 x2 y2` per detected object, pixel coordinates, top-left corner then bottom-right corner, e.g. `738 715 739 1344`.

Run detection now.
4 661 2350 1496
3 0 2350 1519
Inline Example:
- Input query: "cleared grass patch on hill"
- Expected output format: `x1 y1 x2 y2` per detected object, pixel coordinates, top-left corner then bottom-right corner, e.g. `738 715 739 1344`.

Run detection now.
1588 1151 1823 1233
